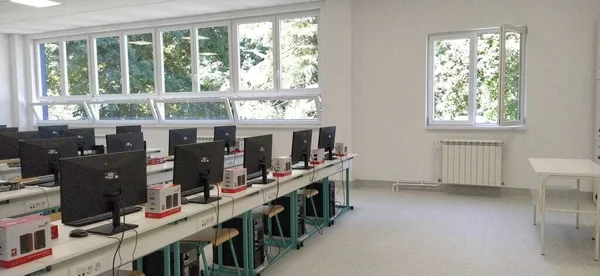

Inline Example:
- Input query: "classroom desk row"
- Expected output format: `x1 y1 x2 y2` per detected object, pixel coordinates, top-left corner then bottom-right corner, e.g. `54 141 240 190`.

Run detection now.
0 152 244 218
0 154 355 276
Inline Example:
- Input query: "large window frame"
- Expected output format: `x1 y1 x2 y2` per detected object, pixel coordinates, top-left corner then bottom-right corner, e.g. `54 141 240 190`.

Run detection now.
32 10 321 126
426 25 527 128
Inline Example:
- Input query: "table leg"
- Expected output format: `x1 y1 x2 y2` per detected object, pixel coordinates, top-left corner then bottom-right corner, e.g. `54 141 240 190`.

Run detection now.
577 179 580 229
541 177 546 256
596 180 600 261
533 202 536 225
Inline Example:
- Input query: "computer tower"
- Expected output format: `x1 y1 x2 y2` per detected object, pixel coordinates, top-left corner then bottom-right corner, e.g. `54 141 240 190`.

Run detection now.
217 210 265 269
268 195 305 238
306 181 336 219
136 242 200 276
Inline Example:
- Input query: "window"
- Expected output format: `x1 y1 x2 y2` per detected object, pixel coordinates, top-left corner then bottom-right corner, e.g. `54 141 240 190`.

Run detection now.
126 33 155 94
32 11 320 126
162 29 193 93
96 36 122 95
427 25 526 127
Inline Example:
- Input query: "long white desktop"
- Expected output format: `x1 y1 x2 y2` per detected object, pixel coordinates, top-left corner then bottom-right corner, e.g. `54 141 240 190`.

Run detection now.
0 154 355 276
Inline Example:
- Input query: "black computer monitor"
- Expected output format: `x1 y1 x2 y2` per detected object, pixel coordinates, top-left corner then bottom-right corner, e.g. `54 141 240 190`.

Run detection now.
106 132 145 153
0 127 18 133
318 126 336 160
61 128 98 155
244 134 274 185
60 151 147 235
19 137 79 186
0 131 41 160
291 129 313 170
214 125 236 155
38 125 68 139
116 125 141 134
173 141 224 204
0 125 6 128
168 128 197 156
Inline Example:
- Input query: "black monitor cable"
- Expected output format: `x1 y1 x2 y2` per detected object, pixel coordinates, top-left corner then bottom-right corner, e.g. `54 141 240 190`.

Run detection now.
204 176 221 276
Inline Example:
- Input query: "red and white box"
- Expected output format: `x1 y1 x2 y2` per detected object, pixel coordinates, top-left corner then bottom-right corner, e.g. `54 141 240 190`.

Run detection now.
0 215 52 268
310 148 325 165
335 142 348 157
222 167 247 193
147 157 166 165
145 184 182 219
273 156 292 177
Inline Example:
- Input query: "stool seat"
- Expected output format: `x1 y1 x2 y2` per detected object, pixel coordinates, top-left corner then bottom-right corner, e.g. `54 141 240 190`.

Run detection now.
48 212 61 222
100 270 144 276
263 205 285 218
183 228 239 247
304 189 319 198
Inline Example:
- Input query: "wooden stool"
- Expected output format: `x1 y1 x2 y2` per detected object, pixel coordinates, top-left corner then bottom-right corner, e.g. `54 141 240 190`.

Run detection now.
263 205 286 249
182 228 241 276
48 212 61 222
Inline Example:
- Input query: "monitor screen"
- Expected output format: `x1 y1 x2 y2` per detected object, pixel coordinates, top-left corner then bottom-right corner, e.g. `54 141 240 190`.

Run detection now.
38 125 68 139
61 128 96 151
173 141 225 197
168 128 197 156
19 137 79 179
116 125 141 134
317 126 336 150
0 127 18 133
106 132 145 153
214 125 236 149
243 134 273 180
291 129 313 164
0 131 41 160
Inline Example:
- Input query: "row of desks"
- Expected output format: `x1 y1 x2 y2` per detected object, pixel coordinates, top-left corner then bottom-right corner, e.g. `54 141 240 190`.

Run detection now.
0 154 354 276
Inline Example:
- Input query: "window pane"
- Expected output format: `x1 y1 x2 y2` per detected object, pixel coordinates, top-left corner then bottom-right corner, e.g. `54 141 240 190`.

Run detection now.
476 33 499 124
39 42 61 97
432 38 470 121
235 99 317 120
66 40 90 96
162 102 230 120
127 33 155 94
503 32 521 121
280 16 319 89
94 103 153 120
163 29 192 92
198 26 230 92
96 36 122 95
34 104 88 121
238 22 273 90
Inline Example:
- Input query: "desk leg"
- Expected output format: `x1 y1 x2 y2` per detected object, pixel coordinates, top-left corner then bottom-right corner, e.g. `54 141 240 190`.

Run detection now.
577 179 580 229
290 191 299 249
541 177 546 256
596 180 600 261
172 241 181 276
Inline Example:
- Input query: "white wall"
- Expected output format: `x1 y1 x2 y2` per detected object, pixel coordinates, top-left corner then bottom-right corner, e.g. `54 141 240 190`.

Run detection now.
0 34 12 126
351 0 598 189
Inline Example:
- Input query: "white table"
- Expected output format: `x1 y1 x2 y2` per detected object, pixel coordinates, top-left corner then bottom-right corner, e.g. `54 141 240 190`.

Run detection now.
0 155 354 276
529 158 600 260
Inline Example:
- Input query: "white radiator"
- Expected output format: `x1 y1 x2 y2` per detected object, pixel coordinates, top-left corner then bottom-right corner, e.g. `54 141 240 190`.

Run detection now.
439 140 503 186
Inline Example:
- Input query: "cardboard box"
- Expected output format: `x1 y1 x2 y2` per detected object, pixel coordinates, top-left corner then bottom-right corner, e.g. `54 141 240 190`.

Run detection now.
310 148 325 165
273 156 292 177
145 184 182 219
147 157 166 165
335 142 348 157
0 215 52 268
222 167 247 193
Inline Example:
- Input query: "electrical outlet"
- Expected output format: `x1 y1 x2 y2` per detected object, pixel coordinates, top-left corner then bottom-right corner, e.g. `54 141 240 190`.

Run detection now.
266 191 277 201
25 199 49 211
199 214 217 229
68 256 109 276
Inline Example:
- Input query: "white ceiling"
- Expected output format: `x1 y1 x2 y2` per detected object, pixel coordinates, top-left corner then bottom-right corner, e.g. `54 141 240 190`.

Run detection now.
0 0 318 34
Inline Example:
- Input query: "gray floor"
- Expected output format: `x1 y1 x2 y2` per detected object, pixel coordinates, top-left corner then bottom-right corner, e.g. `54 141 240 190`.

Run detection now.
262 186 600 276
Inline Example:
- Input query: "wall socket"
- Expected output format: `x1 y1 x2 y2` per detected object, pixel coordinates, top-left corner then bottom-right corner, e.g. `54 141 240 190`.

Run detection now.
199 214 217 229
25 199 49 211
69 256 109 276
266 191 277 201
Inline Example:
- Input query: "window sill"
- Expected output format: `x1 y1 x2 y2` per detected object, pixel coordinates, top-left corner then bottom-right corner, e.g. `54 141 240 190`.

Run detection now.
426 125 526 131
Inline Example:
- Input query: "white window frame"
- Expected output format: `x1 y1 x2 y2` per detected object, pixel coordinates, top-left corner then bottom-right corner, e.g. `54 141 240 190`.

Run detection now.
32 101 93 125
193 21 235 97
154 97 234 125
91 32 125 98
426 26 527 128
87 99 159 125
123 29 158 97
232 95 321 125
157 25 195 95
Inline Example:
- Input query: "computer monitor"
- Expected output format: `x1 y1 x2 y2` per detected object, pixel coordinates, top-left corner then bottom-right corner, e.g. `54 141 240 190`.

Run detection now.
19 137 79 186
60 151 147 235
38 125 68 139
291 129 313 170
0 131 41 160
214 125 236 155
61 128 98 155
116 125 141 134
318 126 336 160
106 132 145 153
173 141 224 204
244 134 275 185
0 125 6 128
168 128 197 156
0 127 18 133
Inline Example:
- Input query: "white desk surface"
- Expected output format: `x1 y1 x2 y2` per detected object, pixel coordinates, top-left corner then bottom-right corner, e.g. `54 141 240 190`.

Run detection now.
0 155 355 276
529 158 600 177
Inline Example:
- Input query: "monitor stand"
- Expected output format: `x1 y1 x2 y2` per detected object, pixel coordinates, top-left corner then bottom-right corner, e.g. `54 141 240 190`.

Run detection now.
293 153 313 170
188 174 221 204
39 161 60 187
248 162 275 185
87 197 138 236
325 146 336 161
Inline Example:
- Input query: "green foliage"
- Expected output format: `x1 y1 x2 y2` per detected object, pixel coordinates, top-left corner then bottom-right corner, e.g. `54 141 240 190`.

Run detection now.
163 30 193 92
96 36 122 95
128 33 155 94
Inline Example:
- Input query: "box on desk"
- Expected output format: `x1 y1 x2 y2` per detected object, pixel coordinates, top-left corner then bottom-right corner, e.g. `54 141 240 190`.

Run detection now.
145 184 181 219
222 167 247 193
273 156 292 177
335 142 348 157
0 215 52 268
310 148 325 165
